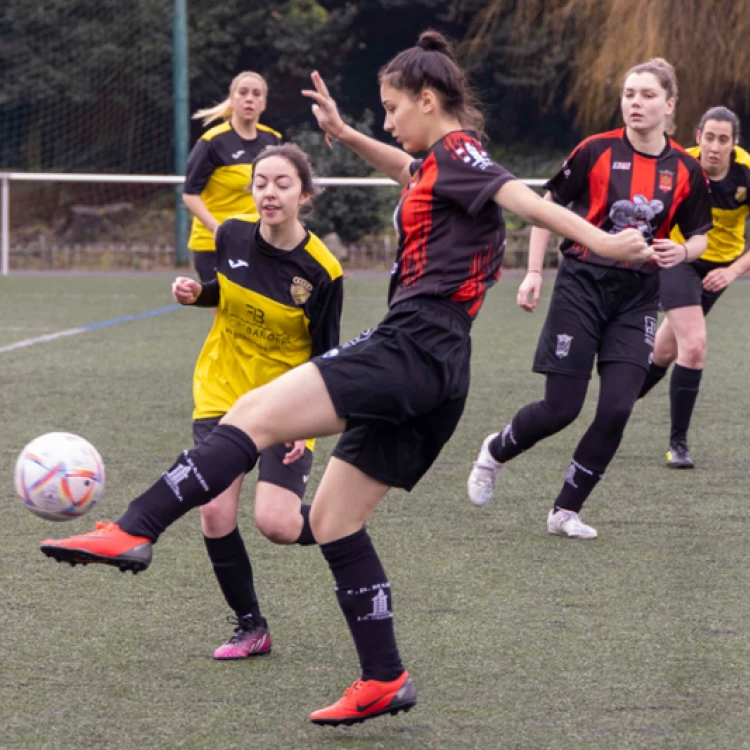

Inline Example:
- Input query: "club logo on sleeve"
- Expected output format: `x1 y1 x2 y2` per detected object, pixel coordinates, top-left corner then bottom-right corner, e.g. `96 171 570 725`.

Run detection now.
556 333 573 359
290 276 313 305
459 141 492 170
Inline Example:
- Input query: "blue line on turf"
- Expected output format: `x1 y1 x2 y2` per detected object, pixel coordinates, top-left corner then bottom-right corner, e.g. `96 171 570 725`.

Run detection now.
0 304 182 354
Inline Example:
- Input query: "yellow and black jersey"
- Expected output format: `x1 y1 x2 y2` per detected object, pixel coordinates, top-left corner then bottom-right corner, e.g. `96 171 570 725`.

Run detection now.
672 145 750 263
184 121 282 252
192 215 344 420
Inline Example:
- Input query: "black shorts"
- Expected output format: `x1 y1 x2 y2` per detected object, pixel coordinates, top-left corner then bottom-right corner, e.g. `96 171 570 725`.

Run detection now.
313 299 471 491
192 251 217 283
193 417 313 499
659 258 733 315
533 257 660 379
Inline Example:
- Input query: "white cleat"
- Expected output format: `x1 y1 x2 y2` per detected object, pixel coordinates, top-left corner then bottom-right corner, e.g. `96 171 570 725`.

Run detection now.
547 509 598 539
467 433 503 507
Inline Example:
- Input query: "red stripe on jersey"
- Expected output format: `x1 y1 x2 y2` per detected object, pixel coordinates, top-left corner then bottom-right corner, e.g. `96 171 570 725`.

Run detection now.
400 154 438 286
631 153 657 200
450 244 497 317
586 148 612 228
657 159 691 238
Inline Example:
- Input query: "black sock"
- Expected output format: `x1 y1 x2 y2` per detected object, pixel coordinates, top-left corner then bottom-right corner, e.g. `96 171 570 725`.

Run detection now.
295 505 316 546
117 425 258 541
204 527 261 619
320 529 403 682
670 365 702 443
554 459 602 513
638 362 669 399
489 374 588 464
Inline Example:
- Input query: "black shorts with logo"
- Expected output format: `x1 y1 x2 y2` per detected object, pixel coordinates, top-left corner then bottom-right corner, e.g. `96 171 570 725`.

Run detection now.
659 258 734 314
192 251 218 283
193 417 313 499
533 257 660 379
313 298 471 491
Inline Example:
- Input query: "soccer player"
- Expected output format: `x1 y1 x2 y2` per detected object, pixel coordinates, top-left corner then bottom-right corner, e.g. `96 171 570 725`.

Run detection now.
468 59 712 539
41 31 650 725
184 71 282 281
638 106 750 468
175 143 343 659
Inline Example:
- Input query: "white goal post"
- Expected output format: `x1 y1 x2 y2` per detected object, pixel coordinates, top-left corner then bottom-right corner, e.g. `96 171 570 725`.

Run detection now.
0 172 546 276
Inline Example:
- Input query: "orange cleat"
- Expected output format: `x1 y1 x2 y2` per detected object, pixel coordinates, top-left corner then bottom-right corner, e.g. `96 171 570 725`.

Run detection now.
310 671 416 727
40 521 152 574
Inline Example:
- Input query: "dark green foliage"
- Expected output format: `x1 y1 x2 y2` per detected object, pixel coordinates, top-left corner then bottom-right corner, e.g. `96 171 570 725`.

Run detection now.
290 112 398 244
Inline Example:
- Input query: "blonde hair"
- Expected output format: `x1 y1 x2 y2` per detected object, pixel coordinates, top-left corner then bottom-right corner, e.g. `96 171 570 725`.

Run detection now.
192 71 268 126
623 58 678 135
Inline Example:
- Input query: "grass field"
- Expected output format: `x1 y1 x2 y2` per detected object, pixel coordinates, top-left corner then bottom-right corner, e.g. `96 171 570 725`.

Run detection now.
1 272 749 750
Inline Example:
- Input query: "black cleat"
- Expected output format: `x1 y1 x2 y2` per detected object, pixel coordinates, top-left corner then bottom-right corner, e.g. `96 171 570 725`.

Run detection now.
666 441 694 469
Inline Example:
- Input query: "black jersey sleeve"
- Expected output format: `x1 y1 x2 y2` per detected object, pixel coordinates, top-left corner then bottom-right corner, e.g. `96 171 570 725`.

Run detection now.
308 275 343 357
193 278 220 307
184 138 216 195
545 141 592 206
435 142 516 218
672 167 713 238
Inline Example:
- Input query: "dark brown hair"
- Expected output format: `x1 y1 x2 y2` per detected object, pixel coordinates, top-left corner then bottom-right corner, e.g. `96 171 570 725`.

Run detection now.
378 29 486 138
698 106 741 142
251 143 320 198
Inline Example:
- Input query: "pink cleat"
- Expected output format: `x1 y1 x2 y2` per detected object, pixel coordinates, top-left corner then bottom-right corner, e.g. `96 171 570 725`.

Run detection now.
213 615 272 660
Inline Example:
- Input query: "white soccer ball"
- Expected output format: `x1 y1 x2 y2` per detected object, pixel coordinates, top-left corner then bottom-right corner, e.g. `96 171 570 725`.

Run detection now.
14 432 105 521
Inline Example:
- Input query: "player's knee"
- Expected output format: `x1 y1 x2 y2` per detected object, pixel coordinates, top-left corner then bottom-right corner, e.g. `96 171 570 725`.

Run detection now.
598 401 633 435
544 398 584 433
680 337 706 367
255 501 299 544
200 499 237 537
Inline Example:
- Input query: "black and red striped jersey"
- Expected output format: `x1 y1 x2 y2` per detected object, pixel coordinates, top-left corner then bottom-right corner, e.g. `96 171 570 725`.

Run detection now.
546 128 712 273
389 130 516 319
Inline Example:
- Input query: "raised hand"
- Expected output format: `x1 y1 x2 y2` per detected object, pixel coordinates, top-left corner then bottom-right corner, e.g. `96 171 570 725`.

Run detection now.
301 71 346 140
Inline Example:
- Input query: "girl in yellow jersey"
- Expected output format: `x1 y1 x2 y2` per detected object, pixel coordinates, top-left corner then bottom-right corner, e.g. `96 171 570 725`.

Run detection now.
184 71 282 281
173 144 343 658
639 107 750 467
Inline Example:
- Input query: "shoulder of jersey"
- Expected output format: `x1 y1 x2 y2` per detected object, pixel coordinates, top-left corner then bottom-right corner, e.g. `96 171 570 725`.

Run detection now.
304 232 343 281
669 139 698 160
570 128 624 156
200 121 233 142
257 123 282 141
733 145 750 169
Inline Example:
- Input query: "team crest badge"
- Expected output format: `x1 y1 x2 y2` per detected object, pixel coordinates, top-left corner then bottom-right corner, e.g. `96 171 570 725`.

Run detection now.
556 334 573 359
290 276 313 305
658 171 673 193
735 186 747 203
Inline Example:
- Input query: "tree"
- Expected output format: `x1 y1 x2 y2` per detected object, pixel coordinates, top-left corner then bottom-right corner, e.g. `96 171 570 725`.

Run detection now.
289 112 397 244
463 0 750 141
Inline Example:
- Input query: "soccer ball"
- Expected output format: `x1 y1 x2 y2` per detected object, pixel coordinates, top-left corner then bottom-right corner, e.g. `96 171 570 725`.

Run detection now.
14 432 105 521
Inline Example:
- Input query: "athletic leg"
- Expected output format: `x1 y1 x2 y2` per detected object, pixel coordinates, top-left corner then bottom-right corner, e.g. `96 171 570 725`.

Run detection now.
549 362 646 537
308 457 416 725
664 305 706 466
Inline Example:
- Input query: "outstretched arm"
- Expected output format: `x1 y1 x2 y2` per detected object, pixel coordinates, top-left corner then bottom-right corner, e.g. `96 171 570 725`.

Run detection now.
494 180 652 264
302 71 412 186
